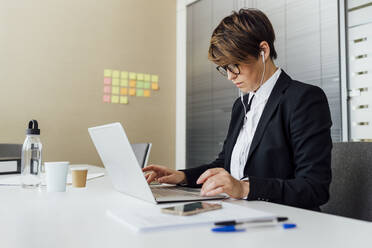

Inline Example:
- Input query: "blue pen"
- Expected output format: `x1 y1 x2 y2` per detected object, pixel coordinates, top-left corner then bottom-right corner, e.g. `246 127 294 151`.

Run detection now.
211 222 297 232
282 223 296 229
211 223 296 232
212 225 246 232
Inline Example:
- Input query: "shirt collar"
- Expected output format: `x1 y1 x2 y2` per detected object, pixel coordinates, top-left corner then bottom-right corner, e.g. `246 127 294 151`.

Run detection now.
249 68 282 102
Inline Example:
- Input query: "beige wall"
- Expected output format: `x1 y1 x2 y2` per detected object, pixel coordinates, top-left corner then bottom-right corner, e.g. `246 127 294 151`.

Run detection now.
0 0 176 168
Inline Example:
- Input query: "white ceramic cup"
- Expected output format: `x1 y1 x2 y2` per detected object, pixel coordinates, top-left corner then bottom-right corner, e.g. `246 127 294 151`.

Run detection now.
45 161 69 192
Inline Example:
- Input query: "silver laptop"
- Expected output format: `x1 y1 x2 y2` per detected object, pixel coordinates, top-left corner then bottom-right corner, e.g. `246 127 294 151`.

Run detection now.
131 143 152 168
88 122 227 204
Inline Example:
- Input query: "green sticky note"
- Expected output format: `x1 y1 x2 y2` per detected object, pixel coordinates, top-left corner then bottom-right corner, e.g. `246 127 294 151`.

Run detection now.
136 89 144 96
121 71 128 79
144 74 151 82
144 82 151 89
112 78 120 86
129 72 136 80
112 86 120 95
120 96 128 104
104 69 112 77
111 95 119 103
137 73 144 81
120 79 128 87
136 81 144 88
112 70 120 78
151 75 159 82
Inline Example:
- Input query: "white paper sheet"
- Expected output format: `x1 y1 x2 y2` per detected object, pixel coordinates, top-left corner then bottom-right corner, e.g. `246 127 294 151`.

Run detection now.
106 201 276 232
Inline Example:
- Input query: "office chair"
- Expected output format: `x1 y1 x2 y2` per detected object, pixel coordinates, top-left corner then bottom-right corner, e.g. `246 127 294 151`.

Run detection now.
0 144 22 158
321 142 372 222
131 143 152 168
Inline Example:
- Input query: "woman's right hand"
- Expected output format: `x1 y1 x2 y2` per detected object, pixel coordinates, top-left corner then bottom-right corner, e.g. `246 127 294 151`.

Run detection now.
142 165 186 185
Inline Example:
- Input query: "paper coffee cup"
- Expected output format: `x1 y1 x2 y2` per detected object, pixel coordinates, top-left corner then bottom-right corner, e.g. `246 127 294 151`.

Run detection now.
71 167 88 188
45 161 69 192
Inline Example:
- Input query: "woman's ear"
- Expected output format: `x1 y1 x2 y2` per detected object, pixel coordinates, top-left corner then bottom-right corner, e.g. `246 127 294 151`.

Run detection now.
259 41 271 61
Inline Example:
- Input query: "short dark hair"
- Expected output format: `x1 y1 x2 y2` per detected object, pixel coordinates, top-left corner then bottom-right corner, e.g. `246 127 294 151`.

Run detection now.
208 8 277 66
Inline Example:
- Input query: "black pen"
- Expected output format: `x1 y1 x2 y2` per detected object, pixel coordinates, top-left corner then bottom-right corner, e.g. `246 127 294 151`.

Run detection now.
214 216 288 226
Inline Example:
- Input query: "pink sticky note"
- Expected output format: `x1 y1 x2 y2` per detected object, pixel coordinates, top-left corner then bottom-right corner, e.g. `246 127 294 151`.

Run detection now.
103 86 111 94
104 77 112 85
103 95 111 103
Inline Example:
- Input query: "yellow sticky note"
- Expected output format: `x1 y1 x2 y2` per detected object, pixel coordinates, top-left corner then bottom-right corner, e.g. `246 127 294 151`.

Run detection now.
151 75 159 82
144 74 151 82
144 90 151 97
129 72 136 80
111 95 119 103
129 80 136 88
121 71 128 79
121 79 128 87
129 88 136 96
112 70 120 78
104 69 112 77
120 96 128 104
112 78 119 86
112 86 120 95
137 73 144 81
120 88 128 95
152 82 159 90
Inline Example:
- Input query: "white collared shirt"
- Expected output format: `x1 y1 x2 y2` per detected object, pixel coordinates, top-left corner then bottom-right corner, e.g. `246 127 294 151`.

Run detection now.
230 68 282 180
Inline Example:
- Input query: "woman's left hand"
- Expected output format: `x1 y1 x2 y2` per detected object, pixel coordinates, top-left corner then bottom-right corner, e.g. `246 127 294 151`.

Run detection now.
196 168 250 199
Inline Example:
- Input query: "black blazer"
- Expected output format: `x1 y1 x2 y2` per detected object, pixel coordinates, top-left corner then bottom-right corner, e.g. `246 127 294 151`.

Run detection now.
182 70 332 211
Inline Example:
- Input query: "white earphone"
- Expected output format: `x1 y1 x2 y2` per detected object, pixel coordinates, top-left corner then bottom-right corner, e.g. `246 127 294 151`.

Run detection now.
236 49 267 174
239 50 266 116
260 50 266 87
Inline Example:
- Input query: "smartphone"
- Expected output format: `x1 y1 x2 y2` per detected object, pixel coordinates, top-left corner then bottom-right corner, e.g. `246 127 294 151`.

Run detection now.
161 202 222 216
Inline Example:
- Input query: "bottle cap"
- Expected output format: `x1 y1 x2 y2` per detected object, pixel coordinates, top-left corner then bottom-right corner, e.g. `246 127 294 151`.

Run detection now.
26 120 40 135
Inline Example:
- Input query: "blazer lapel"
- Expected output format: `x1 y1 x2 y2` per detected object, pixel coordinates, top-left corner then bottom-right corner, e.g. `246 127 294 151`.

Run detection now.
246 71 291 164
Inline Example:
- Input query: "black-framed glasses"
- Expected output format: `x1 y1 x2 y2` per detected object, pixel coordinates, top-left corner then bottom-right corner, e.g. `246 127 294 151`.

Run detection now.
216 64 240 77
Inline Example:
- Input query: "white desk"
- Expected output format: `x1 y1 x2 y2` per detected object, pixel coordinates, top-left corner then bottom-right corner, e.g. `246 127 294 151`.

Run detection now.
0 165 371 248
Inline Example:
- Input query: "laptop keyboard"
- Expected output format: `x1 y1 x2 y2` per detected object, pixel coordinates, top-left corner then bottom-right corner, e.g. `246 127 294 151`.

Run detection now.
151 186 201 198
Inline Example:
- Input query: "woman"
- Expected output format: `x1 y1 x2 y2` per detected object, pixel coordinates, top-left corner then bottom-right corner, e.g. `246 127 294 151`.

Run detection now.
143 9 332 211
